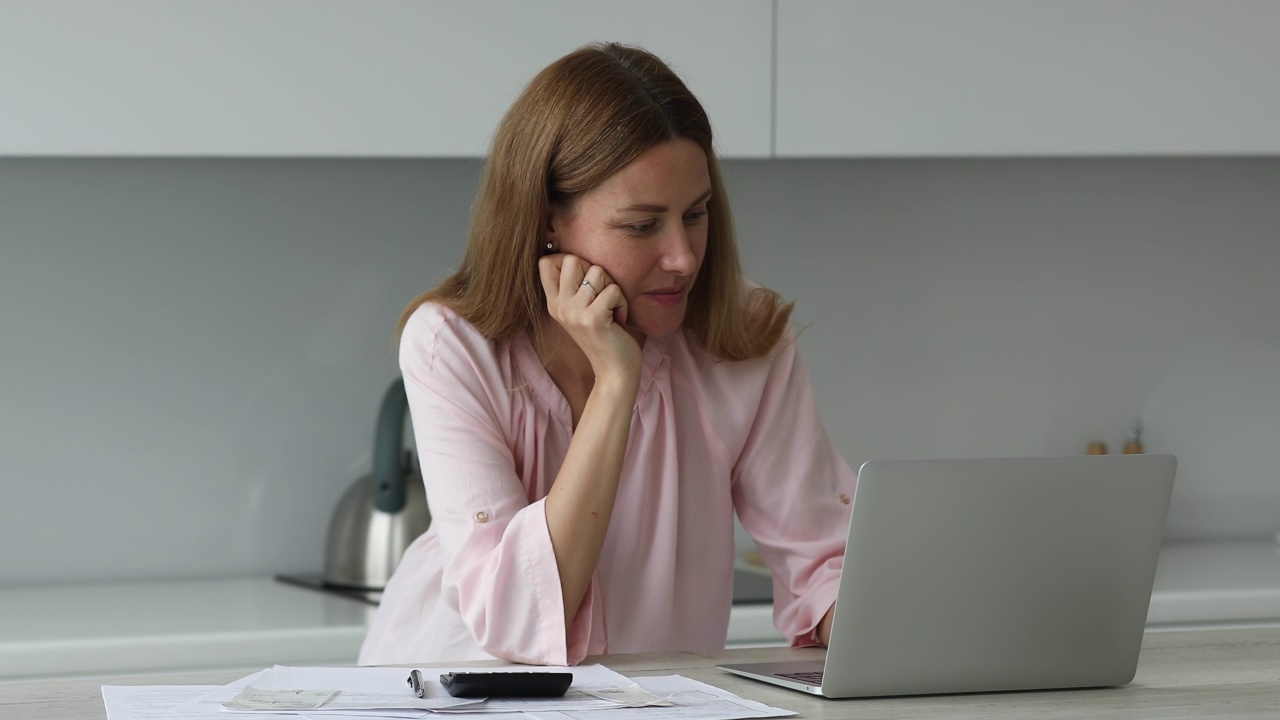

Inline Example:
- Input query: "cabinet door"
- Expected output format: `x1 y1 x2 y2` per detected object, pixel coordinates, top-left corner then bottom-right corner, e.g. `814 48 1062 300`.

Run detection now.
0 0 771 157
775 0 1280 157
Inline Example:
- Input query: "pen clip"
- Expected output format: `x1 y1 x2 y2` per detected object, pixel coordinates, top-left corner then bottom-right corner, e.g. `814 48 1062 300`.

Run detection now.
408 669 427 698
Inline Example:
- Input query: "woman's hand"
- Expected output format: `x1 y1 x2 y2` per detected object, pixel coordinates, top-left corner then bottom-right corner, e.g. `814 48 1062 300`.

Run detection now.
817 604 836 646
538 254 642 386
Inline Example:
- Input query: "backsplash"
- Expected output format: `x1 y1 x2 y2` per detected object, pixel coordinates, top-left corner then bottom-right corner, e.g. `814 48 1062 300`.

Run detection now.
2 157 1277 585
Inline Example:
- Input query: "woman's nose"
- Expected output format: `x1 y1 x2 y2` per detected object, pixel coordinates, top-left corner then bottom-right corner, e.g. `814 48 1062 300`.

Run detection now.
661 226 698 275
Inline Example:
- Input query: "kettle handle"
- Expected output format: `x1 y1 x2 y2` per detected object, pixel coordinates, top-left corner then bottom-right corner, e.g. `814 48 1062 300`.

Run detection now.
372 378 410 513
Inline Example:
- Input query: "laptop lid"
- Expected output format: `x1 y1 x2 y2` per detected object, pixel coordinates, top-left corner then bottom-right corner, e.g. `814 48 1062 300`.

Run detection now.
723 454 1176 698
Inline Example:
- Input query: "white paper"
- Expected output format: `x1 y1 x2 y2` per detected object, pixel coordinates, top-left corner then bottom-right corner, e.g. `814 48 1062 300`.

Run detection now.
579 683 673 707
101 685 297 720
299 712 428 720
169 669 275 716
265 663 647 715
173 665 474 715
254 665 480 713
160 663 677 718
521 676 796 720
225 686 338 710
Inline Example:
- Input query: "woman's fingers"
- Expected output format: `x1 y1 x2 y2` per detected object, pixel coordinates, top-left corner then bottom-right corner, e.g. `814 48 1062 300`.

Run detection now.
579 265 609 302
597 281 628 327
559 254 587 299
542 253 628 331
577 272 600 298
538 255 563 301
550 256 612 309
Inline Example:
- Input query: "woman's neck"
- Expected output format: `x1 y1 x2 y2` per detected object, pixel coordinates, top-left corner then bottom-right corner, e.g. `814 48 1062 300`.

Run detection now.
536 319 646 397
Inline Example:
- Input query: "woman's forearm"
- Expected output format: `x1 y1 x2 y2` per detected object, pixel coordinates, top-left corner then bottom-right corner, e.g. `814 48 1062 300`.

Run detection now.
544 376 639 631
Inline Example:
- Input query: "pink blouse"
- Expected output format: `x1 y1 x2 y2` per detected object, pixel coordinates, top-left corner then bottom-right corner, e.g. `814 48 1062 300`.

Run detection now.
357 302 855 666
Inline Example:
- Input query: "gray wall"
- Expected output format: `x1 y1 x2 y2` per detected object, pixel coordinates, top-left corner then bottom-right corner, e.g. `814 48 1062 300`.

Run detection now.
2 158 1277 585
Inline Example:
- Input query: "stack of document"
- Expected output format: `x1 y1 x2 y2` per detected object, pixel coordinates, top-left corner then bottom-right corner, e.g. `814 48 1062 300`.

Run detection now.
102 663 795 720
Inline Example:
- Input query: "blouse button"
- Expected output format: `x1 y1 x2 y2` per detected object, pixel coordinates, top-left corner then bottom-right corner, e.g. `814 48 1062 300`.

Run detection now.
474 511 490 523
839 493 851 505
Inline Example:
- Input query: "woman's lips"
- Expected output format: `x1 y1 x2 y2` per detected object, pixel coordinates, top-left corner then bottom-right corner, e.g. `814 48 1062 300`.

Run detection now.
645 286 687 307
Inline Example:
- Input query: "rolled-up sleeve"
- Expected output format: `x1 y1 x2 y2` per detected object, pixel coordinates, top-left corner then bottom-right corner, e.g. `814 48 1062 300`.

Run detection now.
730 335 855 647
401 307 594 665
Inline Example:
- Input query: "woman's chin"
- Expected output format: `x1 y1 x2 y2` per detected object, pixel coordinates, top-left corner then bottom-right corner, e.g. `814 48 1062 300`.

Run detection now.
627 315 685 340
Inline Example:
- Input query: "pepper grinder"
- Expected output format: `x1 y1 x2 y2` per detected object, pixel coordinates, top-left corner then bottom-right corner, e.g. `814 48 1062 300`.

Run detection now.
1123 418 1144 454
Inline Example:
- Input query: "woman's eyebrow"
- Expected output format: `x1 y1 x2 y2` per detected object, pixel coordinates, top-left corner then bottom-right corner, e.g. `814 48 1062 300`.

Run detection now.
616 188 713 213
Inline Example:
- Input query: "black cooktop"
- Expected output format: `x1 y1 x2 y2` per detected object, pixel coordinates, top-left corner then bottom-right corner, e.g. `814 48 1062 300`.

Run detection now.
275 573 381 606
275 569 772 606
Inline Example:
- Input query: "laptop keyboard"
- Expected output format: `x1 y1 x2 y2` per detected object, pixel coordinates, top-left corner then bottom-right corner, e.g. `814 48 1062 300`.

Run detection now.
776 671 824 685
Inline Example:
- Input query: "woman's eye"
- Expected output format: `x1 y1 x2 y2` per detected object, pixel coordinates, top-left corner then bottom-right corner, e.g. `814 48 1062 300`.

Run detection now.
627 222 656 234
683 210 708 224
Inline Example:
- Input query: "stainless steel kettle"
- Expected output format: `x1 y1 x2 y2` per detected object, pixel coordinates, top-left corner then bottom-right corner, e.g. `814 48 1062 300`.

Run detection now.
323 378 431 591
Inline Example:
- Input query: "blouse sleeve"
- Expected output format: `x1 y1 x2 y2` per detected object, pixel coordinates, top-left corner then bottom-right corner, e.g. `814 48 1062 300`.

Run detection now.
730 333 856 647
400 305 595 665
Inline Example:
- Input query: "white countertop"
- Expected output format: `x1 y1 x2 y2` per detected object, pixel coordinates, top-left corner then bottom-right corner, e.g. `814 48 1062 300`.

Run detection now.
0 577 375 680
3 541 1279 680
11 632 1280 720
1146 540 1280 626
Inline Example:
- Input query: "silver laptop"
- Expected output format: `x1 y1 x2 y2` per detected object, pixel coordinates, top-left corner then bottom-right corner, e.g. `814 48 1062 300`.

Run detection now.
719 454 1176 698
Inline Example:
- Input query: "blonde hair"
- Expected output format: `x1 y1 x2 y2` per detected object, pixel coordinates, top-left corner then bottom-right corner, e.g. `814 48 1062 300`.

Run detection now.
399 42 792 361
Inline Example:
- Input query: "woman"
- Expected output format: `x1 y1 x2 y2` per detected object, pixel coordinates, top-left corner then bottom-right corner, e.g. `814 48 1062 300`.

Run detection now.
358 43 854 666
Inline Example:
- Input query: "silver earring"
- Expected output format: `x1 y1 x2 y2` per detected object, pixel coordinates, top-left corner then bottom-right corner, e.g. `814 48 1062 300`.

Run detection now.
546 242 554 251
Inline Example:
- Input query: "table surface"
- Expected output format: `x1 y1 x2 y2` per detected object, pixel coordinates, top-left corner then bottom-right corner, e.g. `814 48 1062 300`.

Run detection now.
2 626 1278 719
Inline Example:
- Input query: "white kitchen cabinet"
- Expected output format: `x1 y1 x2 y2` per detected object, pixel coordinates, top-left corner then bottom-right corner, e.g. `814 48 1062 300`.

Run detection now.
775 0 1280 157
0 0 772 158
8 1 1275 159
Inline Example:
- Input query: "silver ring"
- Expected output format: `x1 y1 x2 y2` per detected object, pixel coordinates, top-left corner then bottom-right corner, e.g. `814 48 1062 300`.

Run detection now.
580 279 597 294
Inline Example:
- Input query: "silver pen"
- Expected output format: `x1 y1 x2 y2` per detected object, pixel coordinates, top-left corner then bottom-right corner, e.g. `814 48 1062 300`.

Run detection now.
407 668 428 698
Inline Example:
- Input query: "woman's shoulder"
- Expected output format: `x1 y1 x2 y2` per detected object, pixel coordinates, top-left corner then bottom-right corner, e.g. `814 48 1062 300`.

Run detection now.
671 322 798 389
398 302 526 442
400 301 506 377
402 300 489 344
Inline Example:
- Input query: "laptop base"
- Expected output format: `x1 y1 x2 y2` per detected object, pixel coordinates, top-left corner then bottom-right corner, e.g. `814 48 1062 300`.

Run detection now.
717 661 826 696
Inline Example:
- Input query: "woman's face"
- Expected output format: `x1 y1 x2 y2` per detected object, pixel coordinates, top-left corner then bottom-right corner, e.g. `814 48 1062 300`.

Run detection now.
546 138 711 340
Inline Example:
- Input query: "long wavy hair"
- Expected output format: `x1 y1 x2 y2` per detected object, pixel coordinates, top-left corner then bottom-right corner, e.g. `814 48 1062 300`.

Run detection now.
399 42 792 361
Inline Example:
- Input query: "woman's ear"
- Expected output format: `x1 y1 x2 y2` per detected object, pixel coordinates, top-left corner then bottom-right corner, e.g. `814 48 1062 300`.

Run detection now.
543 209 562 254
